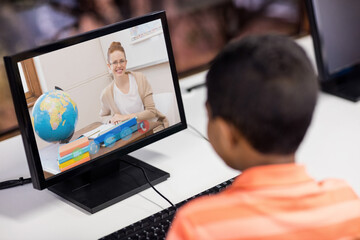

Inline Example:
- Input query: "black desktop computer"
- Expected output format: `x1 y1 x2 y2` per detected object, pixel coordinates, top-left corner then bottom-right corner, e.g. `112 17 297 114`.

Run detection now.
4 11 187 213
306 0 360 102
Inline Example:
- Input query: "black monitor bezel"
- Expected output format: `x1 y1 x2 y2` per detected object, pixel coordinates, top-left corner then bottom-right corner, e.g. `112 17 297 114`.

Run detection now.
305 0 330 82
4 11 187 190
305 0 360 82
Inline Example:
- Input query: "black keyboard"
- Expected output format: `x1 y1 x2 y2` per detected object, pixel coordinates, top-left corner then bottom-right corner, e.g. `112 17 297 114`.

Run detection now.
100 178 236 240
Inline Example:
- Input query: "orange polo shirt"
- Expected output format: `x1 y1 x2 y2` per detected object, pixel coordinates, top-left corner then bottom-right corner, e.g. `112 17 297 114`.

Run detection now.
166 163 360 240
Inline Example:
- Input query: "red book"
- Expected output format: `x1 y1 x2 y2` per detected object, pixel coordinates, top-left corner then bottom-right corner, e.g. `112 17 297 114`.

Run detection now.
59 137 89 157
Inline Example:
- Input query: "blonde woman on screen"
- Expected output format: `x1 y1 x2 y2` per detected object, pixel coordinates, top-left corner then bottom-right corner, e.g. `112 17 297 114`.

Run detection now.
99 42 168 129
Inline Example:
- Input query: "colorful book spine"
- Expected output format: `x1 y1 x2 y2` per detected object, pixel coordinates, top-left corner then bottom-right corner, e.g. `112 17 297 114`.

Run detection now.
58 152 90 169
59 152 91 172
58 145 90 164
59 137 89 157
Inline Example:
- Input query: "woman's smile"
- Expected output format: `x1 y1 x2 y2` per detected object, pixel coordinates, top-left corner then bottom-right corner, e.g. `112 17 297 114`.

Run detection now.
115 68 124 74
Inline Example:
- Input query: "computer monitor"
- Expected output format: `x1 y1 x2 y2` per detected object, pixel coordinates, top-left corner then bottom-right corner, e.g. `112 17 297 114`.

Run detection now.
305 0 360 101
3 11 186 213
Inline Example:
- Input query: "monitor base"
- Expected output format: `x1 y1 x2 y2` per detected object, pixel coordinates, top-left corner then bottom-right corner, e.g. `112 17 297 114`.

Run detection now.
321 72 360 102
48 155 170 214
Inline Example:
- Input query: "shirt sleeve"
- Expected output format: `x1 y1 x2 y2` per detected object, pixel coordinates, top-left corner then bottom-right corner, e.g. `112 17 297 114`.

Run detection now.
134 73 157 121
99 87 112 124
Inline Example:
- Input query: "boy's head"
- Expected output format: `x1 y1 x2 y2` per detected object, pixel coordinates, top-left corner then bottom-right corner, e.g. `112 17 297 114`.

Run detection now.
206 35 318 170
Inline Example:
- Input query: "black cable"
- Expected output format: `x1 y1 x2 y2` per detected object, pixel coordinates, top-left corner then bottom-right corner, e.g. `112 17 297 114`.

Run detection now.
188 124 209 142
0 177 32 190
186 82 206 92
120 159 176 209
120 124 208 208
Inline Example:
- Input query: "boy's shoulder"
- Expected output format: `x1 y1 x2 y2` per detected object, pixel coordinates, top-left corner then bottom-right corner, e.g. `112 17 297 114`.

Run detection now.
168 173 360 239
173 180 250 225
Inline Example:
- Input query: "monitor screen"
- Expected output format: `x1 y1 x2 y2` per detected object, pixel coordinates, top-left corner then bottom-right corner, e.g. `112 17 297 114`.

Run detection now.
309 0 360 78
4 11 186 212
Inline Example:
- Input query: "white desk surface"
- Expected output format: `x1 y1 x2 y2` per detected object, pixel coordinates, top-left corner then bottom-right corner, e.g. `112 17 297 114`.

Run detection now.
1 36 360 240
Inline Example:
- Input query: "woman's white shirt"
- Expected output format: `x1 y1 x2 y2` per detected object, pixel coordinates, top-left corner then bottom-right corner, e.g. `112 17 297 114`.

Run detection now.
113 74 144 115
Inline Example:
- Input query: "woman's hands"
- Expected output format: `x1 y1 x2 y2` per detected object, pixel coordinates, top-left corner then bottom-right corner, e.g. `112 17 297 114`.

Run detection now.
110 113 136 125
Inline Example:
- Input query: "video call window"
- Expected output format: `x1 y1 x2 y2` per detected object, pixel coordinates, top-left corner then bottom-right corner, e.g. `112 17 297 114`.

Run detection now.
17 19 181 179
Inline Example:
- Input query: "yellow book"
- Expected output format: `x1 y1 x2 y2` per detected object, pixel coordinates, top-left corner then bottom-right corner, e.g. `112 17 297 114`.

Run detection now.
58 152 90 169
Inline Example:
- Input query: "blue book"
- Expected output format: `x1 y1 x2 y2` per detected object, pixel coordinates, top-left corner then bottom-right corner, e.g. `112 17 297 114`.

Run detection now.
94 117 137 144
58 145 90 164
103 124 138 147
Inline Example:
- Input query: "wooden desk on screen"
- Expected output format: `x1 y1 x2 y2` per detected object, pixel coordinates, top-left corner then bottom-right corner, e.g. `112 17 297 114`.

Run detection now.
72 121 160 159
41 121 161 178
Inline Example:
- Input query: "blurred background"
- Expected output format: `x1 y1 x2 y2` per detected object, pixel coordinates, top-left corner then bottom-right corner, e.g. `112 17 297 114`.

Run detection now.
0 0 309 140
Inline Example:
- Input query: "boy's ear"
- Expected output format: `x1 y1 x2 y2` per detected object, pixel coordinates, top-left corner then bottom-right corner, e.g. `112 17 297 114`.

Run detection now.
206 102 240 148
206 101 211 119
217 118 241 148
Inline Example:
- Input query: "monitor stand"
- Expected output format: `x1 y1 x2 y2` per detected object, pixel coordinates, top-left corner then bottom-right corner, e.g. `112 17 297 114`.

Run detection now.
321 70 360 102
48 155 170 214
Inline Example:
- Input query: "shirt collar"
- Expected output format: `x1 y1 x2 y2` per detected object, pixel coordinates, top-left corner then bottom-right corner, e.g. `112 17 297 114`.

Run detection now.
232 163 313 189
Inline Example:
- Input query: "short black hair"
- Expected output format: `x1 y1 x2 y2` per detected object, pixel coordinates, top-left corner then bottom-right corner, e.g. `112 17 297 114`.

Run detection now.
206 34 318 154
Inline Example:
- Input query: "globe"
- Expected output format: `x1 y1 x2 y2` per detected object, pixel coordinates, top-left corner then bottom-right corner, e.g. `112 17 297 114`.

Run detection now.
32 90 78 142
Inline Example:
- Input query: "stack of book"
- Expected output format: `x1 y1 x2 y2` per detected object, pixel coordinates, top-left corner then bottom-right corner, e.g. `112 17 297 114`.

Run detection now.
58 137 90 172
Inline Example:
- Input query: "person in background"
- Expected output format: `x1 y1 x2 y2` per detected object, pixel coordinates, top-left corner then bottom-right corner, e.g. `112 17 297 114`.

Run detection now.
166 35 360 239
99 41 168 129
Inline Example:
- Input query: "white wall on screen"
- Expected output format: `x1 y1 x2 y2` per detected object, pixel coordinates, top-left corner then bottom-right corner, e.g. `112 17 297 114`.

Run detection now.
136 62 174 94
17 63 29 92
33 57 49 93
99 19 168 70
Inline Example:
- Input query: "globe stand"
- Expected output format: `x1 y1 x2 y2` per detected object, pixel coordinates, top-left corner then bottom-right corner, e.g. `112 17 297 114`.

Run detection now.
55 86 64 91
60 132 74 144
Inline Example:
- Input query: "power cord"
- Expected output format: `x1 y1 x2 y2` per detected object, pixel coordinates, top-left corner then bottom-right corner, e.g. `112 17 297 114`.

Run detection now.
187 124 209 142
0 177 32 190
120 159 176 209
